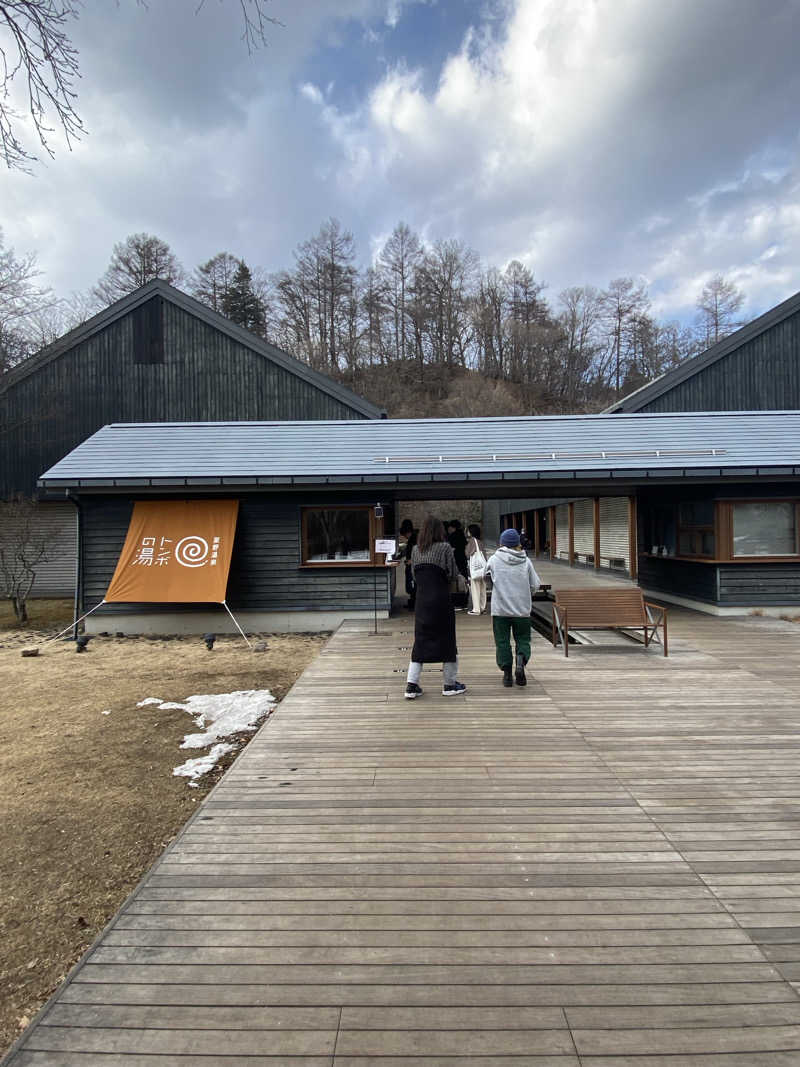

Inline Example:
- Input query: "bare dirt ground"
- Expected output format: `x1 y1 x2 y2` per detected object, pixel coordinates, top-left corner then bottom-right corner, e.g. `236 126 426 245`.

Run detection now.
0 600 326 1059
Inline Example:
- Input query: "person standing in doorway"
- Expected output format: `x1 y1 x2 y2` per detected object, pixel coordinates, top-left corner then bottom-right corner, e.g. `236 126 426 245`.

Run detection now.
404 516 467 700
397 519 418 610
486 527 541 688
466 523 488 615
447 519 468 577
447 519 469 611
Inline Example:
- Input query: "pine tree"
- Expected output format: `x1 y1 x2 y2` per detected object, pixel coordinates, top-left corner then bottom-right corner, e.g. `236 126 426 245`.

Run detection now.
221 260 267 337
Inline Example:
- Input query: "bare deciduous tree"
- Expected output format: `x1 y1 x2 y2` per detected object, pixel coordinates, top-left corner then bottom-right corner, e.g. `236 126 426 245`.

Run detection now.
413 238 478 373
0 227 55 372
1 0 279 171
189 251 241 314
599 277 650 396
0 496 51 623
696 273 745 346
377 222 422 364
0 1 83 171
93 233 184 304
556 286 603 410
275 218 358 373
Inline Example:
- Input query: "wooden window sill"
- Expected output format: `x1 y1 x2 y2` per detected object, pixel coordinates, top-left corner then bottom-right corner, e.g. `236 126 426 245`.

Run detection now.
641 553 800 564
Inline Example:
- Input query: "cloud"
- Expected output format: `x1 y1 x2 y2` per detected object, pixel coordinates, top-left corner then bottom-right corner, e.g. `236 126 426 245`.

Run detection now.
2 0 799 325
302 0 800 317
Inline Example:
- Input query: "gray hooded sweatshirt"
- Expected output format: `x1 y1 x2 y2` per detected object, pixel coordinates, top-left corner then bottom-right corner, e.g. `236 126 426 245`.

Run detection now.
486 547 541 617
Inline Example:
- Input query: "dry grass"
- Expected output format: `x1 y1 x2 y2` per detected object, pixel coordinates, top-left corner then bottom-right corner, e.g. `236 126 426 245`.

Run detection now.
0 600 327 1058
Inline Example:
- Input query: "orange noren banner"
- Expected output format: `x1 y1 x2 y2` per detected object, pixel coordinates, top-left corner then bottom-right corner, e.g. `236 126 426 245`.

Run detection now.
105 500 239 603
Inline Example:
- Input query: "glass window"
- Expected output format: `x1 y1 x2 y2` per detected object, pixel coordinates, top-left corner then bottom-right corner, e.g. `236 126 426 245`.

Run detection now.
303 508 372 563
677 499 715 557
679 500 714 526
733 502 797 557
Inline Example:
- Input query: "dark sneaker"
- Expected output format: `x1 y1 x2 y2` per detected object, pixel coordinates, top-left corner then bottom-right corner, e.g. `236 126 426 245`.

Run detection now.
502 666 513 688
442 681 467 696
405 683 423 700
515 652 527 687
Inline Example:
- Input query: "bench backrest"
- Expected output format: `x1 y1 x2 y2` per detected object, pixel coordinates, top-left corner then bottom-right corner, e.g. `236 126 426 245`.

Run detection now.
554 588 646 627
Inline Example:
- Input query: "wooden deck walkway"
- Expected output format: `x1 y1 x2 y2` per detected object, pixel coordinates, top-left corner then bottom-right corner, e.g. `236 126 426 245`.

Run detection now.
7 579 800 1064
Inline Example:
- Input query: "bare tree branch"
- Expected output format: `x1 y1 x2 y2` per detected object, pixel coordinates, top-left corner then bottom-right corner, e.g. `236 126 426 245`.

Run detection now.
1 0 279 171
195 0 281 54
0 1 84 171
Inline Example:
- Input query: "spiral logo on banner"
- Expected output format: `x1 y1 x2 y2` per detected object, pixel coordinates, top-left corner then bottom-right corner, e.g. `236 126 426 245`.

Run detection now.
175 535 210 568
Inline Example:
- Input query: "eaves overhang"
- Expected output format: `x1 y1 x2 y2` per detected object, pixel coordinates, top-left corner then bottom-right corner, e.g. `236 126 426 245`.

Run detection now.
39 464 800 494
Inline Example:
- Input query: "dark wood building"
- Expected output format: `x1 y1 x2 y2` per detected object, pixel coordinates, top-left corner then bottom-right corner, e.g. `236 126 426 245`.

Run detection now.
608 288 800 414
0 281 381 595
38 413 800 631
1 280 381 500
493 289 800 611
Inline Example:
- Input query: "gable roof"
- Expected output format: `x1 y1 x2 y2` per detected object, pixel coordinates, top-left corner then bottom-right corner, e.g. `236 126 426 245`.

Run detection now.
607 288 800 413
39 410 800 490
0 279 384 419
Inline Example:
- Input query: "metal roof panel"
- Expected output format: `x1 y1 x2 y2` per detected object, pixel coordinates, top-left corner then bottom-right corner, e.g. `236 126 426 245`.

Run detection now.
37 411 800 487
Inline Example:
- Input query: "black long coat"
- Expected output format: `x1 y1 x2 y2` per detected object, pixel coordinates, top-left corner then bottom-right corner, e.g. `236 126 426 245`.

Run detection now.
411 563 458 663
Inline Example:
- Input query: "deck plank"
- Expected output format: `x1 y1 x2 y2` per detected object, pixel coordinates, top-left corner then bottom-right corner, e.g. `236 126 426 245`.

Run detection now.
6 560 800 1063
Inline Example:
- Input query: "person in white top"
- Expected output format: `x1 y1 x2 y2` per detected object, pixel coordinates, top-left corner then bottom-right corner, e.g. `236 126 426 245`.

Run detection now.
465 523 488 615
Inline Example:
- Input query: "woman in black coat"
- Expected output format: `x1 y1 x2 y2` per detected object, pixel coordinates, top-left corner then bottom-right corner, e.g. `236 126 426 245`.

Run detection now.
404 516 467 700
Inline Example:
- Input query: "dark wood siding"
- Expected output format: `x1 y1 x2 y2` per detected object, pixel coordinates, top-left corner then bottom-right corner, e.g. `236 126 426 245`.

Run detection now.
81 493 391 617
718 563 800 605
637 556 719 603
1 297 370 498
638 309 800 412
637 484 800 605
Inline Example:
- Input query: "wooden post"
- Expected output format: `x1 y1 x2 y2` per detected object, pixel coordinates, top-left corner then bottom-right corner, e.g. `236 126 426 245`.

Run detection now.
533 509 541 556
628 495 638 580
549 506 556 559
568 502 575 565
593 497 601 570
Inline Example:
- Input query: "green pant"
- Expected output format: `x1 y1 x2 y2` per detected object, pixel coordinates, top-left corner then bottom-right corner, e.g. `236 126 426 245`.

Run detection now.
492 616 532 669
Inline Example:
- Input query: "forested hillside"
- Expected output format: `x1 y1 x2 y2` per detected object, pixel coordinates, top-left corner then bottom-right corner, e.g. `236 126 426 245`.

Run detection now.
2 223 746 415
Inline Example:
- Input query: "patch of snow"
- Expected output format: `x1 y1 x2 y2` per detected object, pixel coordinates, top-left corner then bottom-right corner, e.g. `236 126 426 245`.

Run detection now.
142 690 276 783
175 690 276 749
136 697 163 707
173 743 235 782
101 710 111 716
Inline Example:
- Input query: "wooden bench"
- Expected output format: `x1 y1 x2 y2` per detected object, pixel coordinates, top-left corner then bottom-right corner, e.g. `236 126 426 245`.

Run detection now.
551 588 668 657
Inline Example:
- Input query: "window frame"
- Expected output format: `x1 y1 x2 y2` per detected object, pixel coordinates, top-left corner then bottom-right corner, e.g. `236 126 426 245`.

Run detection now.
300 505 383 568
726 498 800 561
675 499 717 560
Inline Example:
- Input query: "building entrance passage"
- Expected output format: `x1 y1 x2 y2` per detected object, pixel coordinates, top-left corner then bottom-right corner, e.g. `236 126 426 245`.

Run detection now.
501 496 636 577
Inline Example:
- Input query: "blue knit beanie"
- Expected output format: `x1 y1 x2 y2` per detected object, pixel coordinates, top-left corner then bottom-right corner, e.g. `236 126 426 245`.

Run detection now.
500 528 521 548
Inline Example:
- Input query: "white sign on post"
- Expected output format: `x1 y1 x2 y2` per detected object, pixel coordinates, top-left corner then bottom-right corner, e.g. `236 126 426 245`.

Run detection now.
375 539 397 555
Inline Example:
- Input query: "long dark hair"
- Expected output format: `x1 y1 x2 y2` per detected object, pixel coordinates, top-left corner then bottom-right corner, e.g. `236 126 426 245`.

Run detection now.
467 523 481 539
417 515 446 553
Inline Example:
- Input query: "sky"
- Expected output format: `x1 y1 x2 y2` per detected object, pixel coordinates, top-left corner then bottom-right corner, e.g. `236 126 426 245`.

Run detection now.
3 0 800 324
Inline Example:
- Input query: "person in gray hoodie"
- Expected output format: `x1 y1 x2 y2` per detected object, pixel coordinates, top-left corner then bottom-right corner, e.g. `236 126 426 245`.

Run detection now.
486 528 541 687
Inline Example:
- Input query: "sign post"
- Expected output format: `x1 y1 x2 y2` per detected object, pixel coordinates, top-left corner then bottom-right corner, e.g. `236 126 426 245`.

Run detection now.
373 538 397 633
